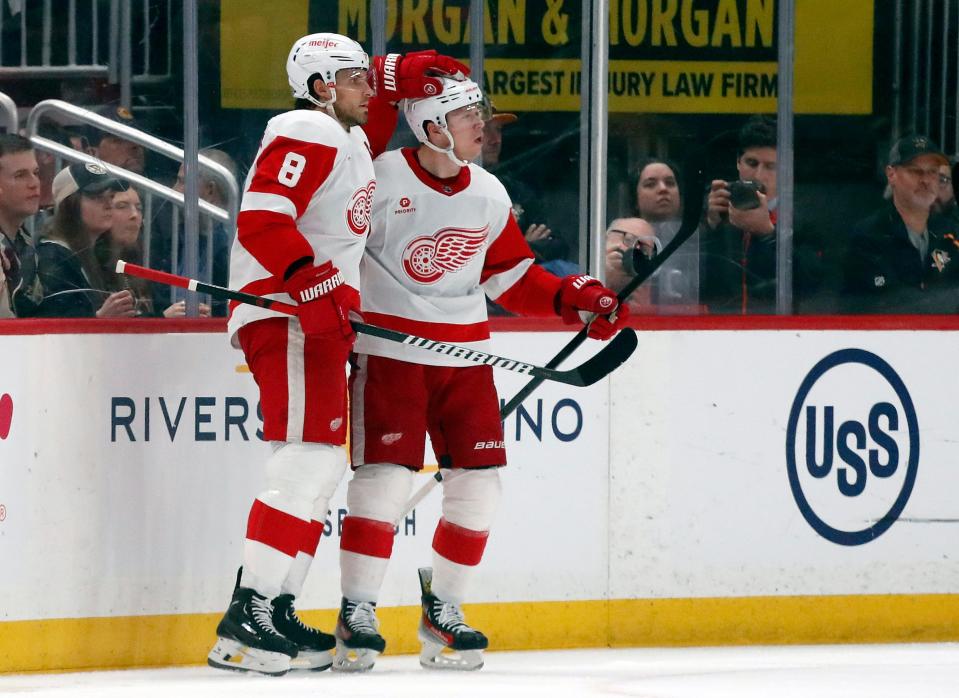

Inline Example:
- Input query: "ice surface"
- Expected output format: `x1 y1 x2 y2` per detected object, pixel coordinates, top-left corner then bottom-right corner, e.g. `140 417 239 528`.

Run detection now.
1 644 958 697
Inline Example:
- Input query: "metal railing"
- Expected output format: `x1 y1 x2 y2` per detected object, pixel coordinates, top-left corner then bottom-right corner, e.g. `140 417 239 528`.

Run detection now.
0 0 112 78
27 99 239 220
23 99 239 309
0 91 17 133
0 0 172 101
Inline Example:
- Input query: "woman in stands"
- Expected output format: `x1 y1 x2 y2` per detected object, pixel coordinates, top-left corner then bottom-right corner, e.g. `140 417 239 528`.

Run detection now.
34 162 135 317
95 186 207 317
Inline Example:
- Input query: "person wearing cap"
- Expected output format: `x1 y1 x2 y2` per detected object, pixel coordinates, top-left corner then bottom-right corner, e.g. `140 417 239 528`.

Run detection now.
91 104 147 175
480 105 577 281
33 161 136 317
480 104 517 169
843 134 959 312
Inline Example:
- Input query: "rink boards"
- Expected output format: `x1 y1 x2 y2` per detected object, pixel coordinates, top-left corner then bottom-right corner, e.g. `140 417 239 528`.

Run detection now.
1 318 958 672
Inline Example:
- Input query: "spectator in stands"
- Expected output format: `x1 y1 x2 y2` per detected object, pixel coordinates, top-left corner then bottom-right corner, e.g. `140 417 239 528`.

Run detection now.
34 123 92 227
604 216 659 312
633 157 682 232
481 104 516 170
0 134 43 317
843 135 959 312
96 186 206 317
33 162 135 317
481 106 578 276
91 104 147 175
626 157 700 309
149 148 236 316
700 115 822 314
933 160 958 225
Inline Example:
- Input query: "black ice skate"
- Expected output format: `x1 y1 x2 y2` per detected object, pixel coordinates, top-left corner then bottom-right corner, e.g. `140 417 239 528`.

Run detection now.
417 567 487 671
272 593 335 671
207 583 298 677
332 597 387 672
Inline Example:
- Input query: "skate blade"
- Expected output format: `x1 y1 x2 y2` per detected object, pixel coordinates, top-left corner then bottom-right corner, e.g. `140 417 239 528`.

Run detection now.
290 648 333 672
331 638 380 673
418 637 484 671
207 637 291 677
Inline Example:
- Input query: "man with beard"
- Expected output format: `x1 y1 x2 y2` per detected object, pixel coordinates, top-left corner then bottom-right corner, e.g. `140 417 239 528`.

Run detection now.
844 135 958 312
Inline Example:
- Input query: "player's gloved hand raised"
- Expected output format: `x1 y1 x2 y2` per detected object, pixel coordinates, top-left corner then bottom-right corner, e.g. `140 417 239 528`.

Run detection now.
556 274 630 341
283 260 359 341
371 50 469 102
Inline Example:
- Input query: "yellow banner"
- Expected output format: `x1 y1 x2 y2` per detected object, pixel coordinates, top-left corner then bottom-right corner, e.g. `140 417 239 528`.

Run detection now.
220 0 310 110
483 59 783 113
220 0 872 115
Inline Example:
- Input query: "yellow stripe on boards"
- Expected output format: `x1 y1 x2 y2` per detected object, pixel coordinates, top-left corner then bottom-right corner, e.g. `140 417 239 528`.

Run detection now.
3 594 959 674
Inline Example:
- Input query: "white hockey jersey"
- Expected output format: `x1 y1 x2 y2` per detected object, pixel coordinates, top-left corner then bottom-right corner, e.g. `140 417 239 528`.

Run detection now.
355 148 563 366
227 108 376 344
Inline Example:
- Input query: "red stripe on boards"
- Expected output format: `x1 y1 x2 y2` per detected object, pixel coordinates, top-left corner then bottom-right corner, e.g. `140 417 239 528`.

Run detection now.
246 498 312 558
432 517 489 566
340 516 396 559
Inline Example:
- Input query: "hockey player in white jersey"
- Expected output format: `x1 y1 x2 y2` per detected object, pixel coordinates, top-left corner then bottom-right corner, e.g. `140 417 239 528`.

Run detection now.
338 78 630 671
208 33 468 677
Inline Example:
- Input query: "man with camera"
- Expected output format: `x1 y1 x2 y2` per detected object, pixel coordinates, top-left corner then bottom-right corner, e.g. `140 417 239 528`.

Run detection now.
604 217 660 312
700 115 822 314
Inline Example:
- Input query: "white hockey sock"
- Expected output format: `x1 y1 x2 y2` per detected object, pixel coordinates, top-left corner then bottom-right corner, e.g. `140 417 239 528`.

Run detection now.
429 553 473 606
340 550 390 603
280 495 334 598
241 540 294 599
281 551 314 597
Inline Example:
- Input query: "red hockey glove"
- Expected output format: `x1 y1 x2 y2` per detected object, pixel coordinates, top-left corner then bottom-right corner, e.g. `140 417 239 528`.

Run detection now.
371 50 469 102
283 261 359 341
586 303 630 341
556 274 630 341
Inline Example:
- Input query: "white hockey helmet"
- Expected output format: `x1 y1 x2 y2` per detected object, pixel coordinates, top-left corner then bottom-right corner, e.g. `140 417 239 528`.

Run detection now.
286 33 369 107
403 78 490 164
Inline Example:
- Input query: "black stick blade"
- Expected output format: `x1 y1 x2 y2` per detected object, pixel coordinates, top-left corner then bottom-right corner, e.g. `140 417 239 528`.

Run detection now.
564 327 638 386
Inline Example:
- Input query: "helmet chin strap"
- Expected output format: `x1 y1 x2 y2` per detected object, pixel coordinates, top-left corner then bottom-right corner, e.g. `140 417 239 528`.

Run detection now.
423 125 470 166
306 80 337 114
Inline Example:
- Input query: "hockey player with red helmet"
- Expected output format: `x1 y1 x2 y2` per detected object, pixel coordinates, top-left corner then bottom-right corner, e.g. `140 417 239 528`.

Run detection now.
336 77 630 671
207 34 468 677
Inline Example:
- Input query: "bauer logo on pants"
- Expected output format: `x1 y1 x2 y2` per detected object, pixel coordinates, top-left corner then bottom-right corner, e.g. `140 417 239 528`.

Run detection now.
785 348 920 546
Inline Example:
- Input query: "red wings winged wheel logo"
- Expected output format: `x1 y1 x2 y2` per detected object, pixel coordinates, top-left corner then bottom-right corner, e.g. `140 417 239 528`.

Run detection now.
402 226 488 284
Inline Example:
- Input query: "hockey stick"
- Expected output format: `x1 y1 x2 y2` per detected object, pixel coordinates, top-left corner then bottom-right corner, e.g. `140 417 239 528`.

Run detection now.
116 260 638 388
501 216 702 412
400 158 707 515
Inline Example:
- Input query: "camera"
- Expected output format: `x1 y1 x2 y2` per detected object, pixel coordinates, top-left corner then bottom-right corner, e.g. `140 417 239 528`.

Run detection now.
727 180 764 210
